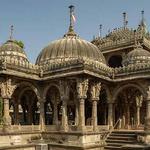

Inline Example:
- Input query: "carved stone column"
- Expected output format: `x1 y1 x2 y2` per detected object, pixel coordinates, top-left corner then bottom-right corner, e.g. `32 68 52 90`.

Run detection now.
76 78 88 131
14 103 19 125
108 102 113 128
60 80 69 132
1 78 16 131
136 95 143 127
90 81 101 131
145 87 150 131
39 99 45 131
53 102 58 125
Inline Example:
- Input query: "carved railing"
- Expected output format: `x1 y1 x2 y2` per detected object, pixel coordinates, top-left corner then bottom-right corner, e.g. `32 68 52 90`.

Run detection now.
42 57 113 77
114 63 150 76
10 125 41 132
0 57 40 75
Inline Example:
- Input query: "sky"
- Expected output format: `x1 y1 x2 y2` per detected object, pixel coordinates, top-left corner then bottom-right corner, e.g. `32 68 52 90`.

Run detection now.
0 0 149 63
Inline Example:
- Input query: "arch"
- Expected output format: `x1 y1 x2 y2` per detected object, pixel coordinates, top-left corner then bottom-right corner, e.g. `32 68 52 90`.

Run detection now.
108 55 122 68
113 83 146 102
43 83 61 99
14 81 41 100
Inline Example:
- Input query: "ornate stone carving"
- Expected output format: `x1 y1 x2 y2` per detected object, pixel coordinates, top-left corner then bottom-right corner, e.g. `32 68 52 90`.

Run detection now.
76 78 88 99
90 81 101 101
0 78 17 99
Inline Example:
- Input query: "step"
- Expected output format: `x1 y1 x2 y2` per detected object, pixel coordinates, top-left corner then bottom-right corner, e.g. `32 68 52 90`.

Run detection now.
104 145 121 149
107 136 135 140
106 139 136 144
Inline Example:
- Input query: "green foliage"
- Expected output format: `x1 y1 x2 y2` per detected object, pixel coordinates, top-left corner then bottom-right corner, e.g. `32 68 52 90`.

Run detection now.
0 97 3 124
14 40 24 49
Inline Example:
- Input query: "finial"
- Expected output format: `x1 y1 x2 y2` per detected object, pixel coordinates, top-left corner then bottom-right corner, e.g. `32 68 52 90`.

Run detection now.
99 24 102 38
123 12 128 29
9 25 14 40
65 5 76 36
68 5 75 32
141 10 145 27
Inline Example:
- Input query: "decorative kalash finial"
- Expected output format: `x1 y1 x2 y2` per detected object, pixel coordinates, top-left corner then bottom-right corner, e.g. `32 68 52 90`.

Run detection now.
123 12 128 29
99 24 102 38
9 25 14 40
65 5 77 36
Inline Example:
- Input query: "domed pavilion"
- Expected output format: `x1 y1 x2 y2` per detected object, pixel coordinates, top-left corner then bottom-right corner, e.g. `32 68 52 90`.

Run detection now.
1 6 150 150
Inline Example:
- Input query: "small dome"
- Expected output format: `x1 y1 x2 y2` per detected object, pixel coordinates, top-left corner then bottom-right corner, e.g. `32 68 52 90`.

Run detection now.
0 40 28 62
36 31 106 65
123 44 150 66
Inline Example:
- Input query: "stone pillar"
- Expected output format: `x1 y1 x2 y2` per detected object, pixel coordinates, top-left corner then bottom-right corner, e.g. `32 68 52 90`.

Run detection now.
136 95 143 128
108 103 113 128
1 78 16 132
39 100 45 131
75 103 79 125
79 98 85 129
61 97 68 131
3 98 11 126
90 81 101 132
76 78 88 131
145 88 150 131
92 100 98 131
14 103 19 125
59 80 69 131
53 102 58 125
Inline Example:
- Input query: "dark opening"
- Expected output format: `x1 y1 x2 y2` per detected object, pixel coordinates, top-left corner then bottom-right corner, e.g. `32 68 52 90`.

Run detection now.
108 55 122 68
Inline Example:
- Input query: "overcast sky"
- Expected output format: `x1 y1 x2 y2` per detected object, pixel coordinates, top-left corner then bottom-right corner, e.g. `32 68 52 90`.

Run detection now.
0 0 149 63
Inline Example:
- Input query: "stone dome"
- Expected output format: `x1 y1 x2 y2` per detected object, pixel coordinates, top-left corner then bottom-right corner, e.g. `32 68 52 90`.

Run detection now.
0 40 28 62
36 30 106 65
123 44 150 66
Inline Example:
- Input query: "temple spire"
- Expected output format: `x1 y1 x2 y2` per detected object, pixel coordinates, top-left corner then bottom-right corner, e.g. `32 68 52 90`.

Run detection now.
9 25 14 40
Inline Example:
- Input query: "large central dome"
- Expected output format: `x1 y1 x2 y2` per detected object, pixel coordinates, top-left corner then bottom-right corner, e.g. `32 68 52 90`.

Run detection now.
36 5 106 66
36 32 106 65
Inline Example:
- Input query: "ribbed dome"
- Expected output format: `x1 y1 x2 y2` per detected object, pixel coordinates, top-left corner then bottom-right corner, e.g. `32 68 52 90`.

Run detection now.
36 33 106 65
123 44 150 65
0 40 28 62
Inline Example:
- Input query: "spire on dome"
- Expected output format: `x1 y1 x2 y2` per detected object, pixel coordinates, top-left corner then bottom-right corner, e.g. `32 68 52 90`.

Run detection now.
123 12 128 29
99 24 102 38
65 5 77 36
138 10 147 33
9 25 14 40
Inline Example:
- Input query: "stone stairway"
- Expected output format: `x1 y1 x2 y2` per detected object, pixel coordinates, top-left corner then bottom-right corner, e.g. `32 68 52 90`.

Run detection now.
104 130 137 150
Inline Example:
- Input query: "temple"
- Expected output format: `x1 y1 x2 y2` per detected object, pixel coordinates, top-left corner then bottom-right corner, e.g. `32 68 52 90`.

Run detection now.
0 6 150 150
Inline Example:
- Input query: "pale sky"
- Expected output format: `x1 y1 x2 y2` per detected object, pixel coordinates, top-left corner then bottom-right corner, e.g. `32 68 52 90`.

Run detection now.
0 0 149 63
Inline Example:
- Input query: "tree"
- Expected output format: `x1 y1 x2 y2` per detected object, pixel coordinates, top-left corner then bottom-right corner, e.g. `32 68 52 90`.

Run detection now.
14 40 24 49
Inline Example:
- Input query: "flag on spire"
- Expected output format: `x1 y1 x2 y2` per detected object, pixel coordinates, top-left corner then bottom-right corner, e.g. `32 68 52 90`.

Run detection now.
72 13 76 23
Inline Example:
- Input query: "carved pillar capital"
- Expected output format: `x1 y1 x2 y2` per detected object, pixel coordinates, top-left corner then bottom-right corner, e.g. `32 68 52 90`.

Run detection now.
90 81 101 101
76 78 88 99
0 78 16 99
